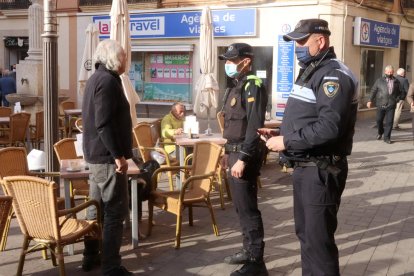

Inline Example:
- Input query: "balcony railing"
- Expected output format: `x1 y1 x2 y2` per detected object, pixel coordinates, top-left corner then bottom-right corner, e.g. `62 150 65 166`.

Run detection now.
79 0 158 6
0 0 30 10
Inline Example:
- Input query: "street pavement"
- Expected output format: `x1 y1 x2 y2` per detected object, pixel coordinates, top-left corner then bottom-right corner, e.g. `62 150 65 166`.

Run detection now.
1 113 414 275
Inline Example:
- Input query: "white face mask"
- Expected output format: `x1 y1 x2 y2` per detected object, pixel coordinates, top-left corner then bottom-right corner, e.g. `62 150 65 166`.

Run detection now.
224 59 245 78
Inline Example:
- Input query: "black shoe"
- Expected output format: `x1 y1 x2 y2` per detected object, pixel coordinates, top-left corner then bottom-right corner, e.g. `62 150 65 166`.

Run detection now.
81 254 101 272
224 249 249 264
376 134 382 140
384 139 392 144
230 261 268 276
106 266 133 276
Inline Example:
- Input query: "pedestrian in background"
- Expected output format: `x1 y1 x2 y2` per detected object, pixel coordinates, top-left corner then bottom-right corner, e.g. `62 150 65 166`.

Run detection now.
219 43 268 276
0 69 17 107
367 65 402 144
393 68 409 129
259 18 358 275
405 83 414 138
161 102 186 158
82 39 133 276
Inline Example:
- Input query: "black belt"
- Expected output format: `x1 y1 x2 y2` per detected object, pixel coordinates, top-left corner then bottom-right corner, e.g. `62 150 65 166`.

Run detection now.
224 143 243 153
294 155 344 168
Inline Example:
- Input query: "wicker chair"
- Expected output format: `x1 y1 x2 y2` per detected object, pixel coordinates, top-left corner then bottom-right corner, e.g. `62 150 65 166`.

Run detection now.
2 175 101 276
147 141 222 249
29 110 44 149
0 195 12 253
0 112 31 147
133 122 179 191
59 101 79 137
214 111 231 209
54 138 89 204
0 107 12 117
0 147 62 252
74 118 82 133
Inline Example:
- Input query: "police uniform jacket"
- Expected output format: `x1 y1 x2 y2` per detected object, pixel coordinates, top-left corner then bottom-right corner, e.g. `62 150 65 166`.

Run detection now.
82 63 133 164
280 47 358 158
223 71 267 162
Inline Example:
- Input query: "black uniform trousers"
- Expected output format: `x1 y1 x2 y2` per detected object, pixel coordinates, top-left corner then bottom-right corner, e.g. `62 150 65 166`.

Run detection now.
376 106 395 141
292 158 348 276
227 152 265 260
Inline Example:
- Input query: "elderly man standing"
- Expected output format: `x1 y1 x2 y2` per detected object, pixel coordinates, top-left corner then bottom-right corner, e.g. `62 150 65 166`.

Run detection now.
82 39 133 276
393 68 409 129
367 65 402 144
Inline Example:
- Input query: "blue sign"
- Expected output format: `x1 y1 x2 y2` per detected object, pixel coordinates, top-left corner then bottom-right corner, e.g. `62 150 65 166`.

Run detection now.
93 8 256 39
276 35 295 93
353 17 400 48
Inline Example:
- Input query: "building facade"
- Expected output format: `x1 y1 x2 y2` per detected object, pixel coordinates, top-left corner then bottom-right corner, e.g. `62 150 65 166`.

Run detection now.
1 0 413 119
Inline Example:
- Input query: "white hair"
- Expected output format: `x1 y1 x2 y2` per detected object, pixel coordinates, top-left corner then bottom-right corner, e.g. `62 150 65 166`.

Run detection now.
384 65 394 72
396 68 405 76
93 39 125 73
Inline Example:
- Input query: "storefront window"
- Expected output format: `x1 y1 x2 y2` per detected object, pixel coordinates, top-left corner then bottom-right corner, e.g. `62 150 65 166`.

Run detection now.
360 48 384 108
130 51 193 103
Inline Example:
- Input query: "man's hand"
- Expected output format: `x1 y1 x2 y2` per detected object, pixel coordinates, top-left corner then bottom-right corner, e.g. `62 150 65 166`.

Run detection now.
174 128 184 135
266 136 285 152
257 128 279 142
115 156 128 174
220 154 229 169
367 101 372 108
231 159 245 178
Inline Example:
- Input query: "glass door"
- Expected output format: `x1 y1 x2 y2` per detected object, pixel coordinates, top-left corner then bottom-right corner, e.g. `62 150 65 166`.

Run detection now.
360 48 384 108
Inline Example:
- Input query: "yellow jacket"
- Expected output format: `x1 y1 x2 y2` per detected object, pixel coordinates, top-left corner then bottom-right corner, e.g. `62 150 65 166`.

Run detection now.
161 112 184 154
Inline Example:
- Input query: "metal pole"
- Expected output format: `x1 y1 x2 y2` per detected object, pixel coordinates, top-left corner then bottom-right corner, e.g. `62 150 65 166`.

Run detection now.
42 0 59 174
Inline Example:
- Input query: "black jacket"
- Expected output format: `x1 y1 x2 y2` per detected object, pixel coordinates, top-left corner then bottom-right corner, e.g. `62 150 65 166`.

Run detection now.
369 76 402 108
396 75 409 100
281 47 358 158
222 72 267 162
82 64 133 164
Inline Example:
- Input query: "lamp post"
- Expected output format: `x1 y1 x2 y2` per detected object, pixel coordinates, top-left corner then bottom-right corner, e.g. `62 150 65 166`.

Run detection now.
42 0 59 173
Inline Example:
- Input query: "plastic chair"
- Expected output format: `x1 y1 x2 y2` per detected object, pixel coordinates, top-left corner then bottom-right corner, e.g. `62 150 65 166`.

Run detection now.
2 175 101 276
0 112 31 147
147 141 222 248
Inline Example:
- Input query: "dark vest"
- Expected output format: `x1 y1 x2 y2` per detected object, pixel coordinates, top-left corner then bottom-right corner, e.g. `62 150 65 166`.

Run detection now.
223 79 248 143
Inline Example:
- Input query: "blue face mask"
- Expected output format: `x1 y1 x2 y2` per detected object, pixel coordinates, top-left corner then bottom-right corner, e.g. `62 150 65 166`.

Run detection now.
225 63 240 78
295 46 313 64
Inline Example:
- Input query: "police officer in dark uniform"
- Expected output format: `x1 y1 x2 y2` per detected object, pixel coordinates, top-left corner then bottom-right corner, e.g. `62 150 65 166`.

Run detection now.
259 19 358 275
219 43 268 276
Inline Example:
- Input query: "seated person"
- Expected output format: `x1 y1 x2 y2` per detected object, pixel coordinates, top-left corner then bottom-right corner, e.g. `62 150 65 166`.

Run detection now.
161 102 186 158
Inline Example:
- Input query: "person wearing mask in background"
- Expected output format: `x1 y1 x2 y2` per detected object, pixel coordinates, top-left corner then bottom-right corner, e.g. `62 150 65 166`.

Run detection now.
393 68 409 129
0 69 17 107
161 102 186 158
367 65 402 144
82 39 133 276
219 43 268 276
258 19 358 275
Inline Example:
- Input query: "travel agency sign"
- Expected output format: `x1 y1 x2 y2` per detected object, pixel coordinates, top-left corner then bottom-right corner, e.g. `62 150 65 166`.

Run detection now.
93 8 256 39
353 17 400 48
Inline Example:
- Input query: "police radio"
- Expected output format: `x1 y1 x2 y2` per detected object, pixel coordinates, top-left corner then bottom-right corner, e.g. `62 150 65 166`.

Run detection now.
299 48 330 83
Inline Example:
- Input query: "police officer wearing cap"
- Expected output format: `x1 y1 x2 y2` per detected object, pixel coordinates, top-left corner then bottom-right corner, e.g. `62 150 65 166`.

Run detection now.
219 43 268 276
258 19 358 275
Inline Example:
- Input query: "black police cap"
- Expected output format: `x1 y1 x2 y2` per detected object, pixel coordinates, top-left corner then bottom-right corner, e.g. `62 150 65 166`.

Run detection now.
219 43 254 60
283 19 331 42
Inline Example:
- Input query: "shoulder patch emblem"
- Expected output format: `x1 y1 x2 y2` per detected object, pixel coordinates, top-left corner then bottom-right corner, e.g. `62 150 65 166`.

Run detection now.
323 81 340 98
